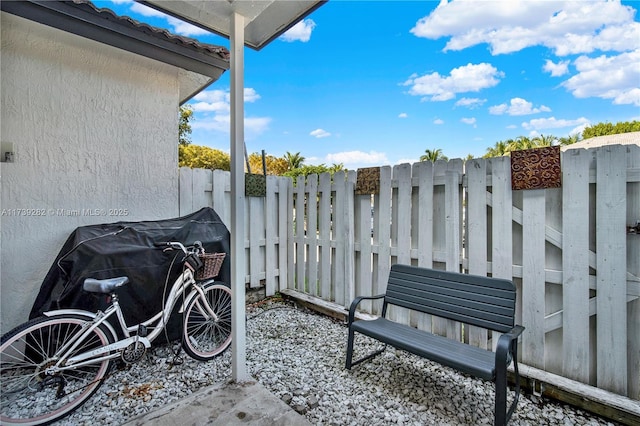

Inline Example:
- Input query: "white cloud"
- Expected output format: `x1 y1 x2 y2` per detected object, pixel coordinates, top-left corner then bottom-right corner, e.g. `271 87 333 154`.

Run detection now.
191 88 262 113
167 17 210 37
403 63 504 101
280 19 316 42
461 117 477 126
489 98 551 116
310 129 331 138
129 2 209 36
522 116 590 131
326 151 389 166
455 98 487 109
410 1 639 56
396 158 418 165
433 118 444 125
245 117 272 137
189 88 270 138
562 50 640 106
130 2 165 17
398 113 408 118
243 88 261 103
192 115 272 138
543 60 570 77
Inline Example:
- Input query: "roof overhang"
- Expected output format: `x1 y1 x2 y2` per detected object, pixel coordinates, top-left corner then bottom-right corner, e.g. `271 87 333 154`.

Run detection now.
0 0 230 80
140 0 327 50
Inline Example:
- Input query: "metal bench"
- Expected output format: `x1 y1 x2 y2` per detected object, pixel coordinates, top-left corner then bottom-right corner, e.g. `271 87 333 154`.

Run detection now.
345 264 525 425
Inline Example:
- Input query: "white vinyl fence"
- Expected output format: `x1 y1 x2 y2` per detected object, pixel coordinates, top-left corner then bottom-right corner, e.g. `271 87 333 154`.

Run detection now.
179 144 639 400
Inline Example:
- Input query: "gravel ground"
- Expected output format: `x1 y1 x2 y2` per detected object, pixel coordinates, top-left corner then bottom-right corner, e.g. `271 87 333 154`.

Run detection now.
53 299 618 426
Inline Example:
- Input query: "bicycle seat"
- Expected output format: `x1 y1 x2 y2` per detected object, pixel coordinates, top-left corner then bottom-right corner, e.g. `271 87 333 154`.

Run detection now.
83 277 129 294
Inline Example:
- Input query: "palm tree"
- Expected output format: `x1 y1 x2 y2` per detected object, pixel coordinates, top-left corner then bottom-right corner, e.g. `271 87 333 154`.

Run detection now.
531 134 557 147
558 134 581 146
284 151 305 171
420 148 448 162
484 140 511 158
509 136 535 151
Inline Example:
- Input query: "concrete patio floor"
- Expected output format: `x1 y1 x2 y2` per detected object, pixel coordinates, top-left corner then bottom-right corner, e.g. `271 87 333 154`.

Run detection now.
122 380 311 426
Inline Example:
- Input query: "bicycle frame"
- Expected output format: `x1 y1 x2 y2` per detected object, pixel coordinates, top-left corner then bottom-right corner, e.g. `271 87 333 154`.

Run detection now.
44 266 218 373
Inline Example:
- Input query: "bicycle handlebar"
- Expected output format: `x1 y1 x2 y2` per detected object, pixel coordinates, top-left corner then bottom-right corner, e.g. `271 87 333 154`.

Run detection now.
154 241 204 255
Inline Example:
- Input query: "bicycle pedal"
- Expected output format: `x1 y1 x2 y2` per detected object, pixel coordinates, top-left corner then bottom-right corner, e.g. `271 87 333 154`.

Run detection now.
115 361 131 371
167 357 183 368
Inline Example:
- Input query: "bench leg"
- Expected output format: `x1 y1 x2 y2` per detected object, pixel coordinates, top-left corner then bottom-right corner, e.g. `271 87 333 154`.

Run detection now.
495 351 521 425
345 327 386 370
495 366 508 426
345 326 356 369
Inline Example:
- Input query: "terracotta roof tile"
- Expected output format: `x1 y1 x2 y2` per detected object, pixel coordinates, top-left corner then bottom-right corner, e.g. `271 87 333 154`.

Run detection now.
71 0 230 61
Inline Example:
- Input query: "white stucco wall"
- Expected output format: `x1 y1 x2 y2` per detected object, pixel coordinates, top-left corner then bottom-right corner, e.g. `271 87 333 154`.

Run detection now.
0 13 182 332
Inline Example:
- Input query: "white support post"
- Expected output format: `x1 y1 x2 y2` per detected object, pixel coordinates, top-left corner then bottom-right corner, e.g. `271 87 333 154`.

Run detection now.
230 11 248 382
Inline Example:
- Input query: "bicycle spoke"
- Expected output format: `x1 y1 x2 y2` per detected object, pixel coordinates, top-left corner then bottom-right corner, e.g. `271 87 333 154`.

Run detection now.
1 315 113 425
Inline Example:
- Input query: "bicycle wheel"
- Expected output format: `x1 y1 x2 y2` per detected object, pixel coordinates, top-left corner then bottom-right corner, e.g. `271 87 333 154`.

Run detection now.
182 282 232 361
0 314 114 425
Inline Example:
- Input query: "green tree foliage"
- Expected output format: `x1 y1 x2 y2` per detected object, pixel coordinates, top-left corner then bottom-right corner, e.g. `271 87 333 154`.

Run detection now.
581 120 640 139
246 152 289 175
420 148 448 162
484 140 511 158
284 163 345 185
179 144 230 170
284 151 306 171
179 105 194 146
558 134 581 146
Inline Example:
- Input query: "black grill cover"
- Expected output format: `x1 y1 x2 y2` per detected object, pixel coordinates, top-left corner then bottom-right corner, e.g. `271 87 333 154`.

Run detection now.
29 208 230 342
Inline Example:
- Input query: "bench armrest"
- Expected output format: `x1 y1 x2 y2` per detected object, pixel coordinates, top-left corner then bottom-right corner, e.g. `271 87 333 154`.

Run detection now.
495 325 525 365
347 294 385 325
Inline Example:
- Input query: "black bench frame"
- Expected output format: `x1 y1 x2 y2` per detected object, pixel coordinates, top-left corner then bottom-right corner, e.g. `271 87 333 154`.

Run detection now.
345 264 525 425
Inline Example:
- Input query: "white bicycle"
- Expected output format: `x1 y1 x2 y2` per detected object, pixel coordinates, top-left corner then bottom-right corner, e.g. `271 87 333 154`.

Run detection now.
0 241 232 425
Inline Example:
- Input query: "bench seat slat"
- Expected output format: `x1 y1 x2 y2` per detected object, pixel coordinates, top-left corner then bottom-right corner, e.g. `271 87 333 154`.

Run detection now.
388 275 515 308
392 265 514 291
352 317 496 380
385 266 516 333
386 292 514 331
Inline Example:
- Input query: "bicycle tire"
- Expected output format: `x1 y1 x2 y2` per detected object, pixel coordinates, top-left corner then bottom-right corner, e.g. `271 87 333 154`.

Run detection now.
0 314 114 425
182 282 232 361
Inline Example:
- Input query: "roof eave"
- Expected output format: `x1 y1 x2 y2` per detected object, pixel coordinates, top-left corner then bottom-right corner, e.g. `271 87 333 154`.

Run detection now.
139 0 327 51
0 0 230 79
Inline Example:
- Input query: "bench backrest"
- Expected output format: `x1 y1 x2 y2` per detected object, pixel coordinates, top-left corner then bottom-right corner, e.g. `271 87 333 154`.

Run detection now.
385 264 516 333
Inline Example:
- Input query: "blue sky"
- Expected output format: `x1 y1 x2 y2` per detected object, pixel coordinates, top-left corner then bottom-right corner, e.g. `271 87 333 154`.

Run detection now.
98 0 639 169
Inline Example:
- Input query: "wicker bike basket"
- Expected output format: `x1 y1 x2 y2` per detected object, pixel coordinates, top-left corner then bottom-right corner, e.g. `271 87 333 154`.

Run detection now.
195 253 226 280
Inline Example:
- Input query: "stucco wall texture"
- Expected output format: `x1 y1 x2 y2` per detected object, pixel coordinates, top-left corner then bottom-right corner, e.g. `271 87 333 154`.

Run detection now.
1 13 181 332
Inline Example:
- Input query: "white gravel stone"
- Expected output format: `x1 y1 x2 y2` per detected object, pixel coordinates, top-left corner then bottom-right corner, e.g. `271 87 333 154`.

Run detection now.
50 301 617 425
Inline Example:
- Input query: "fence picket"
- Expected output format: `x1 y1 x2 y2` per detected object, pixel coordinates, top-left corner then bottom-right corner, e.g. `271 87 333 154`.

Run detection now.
466 159 488 348
490 157 513 351
307 174 319 297
445 169 462 341
373 166 392 316
522 189 546 369
248 195 263 289
295 175 306 293
413 161 434 332
265 176 277 296
212 169 230 227
626 145 640 400
179 167 194 215
318 173 332 299
561 149 591 383
333 171 347 305
356 191 373 312
596 146 628 396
